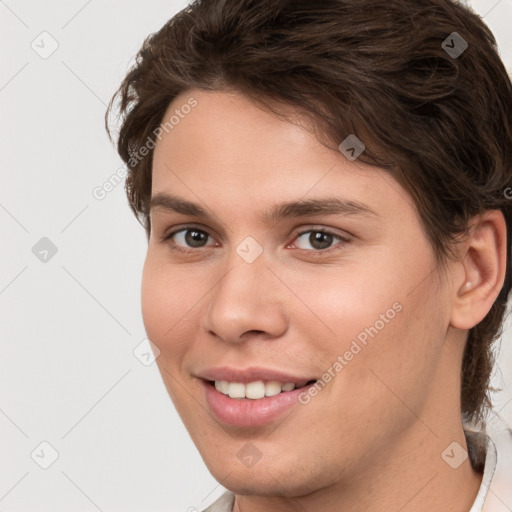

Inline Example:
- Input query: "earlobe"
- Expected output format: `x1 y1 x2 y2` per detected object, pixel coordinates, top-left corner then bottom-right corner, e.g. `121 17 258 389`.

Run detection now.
450 210 507 330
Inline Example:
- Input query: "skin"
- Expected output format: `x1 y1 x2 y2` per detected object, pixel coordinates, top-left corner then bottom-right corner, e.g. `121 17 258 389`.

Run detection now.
141 88 507 511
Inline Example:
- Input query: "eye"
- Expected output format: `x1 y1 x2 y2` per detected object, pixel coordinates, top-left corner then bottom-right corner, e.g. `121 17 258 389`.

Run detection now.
162 227 216 251
291 228 350 252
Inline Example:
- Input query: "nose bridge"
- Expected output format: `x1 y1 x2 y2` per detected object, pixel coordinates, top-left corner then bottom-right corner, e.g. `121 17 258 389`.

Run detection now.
201 242 287 342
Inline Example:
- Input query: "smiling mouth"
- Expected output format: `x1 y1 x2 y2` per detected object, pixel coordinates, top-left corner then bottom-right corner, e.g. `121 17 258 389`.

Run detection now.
208 379 317 400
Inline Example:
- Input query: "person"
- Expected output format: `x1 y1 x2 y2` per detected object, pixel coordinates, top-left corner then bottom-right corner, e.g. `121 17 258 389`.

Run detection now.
105 0 512 510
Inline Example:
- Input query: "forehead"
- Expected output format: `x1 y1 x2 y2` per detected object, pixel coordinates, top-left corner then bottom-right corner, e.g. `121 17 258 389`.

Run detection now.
153 88 332 173
155 90 351 179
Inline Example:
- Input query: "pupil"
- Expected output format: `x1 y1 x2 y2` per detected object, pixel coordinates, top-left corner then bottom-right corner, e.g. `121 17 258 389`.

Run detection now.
311 232 332 249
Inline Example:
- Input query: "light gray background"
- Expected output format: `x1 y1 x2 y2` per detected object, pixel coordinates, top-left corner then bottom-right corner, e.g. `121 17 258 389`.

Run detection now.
1 1 511 510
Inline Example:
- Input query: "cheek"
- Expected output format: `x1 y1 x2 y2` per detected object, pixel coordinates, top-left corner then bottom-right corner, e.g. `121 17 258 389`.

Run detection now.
284 256 404 355
299 251 447 395
314 248 438 348
330 273 448 424
140 254 198 356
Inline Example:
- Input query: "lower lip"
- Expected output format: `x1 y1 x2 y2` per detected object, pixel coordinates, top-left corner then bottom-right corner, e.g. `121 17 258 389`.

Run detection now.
201 380 314 427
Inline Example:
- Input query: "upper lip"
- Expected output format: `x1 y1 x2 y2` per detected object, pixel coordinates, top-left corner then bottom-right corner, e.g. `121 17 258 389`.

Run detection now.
196 366 317 386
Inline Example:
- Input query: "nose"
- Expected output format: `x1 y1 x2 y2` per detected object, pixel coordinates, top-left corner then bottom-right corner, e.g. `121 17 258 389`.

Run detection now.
200 247 288 344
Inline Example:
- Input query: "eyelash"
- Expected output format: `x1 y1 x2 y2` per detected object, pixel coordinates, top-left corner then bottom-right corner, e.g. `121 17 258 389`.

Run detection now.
160 225 351 255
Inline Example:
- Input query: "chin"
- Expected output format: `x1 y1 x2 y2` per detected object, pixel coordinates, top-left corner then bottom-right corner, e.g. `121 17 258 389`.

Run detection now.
203 455 323 498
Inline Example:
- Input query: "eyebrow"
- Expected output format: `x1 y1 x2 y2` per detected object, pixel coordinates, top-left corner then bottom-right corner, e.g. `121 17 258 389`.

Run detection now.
149 192 378 223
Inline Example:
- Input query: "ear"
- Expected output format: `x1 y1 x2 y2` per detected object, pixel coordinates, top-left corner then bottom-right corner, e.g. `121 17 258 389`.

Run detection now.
450 210 507 330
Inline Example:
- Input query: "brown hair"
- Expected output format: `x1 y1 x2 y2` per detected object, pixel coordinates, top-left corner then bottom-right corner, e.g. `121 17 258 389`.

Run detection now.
105 0 512 425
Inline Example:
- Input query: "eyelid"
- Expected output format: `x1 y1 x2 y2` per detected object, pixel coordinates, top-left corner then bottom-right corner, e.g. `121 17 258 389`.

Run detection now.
294 226 351 241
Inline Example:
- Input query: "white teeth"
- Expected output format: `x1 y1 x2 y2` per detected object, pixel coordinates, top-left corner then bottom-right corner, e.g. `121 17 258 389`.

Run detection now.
228 382 245 399
265 381 282 397
214 380 299 399
245 381 266 399
214 380 229 394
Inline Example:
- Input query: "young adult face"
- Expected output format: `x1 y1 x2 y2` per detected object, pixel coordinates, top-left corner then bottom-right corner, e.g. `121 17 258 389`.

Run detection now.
142 89 477 504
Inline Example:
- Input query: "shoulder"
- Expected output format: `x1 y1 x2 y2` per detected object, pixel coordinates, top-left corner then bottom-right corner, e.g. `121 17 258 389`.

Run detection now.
466 426 512 512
